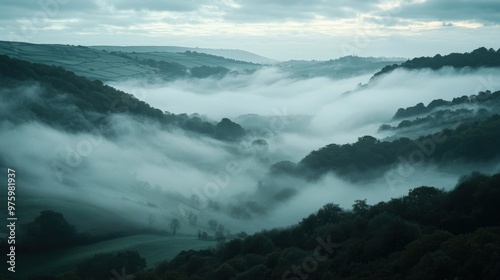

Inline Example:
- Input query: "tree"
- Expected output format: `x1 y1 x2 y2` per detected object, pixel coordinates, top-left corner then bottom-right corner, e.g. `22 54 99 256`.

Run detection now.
214 263 238 280
187 211 198 226
215 118 245 141
22 210 78 251
201 231 209 240
236 231 248 238
353 199 370 215
76 251 146 280
169 218 181 236
241 234 275 255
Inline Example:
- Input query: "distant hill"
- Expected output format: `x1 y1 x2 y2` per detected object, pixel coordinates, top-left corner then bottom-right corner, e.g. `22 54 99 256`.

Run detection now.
372 47 500 79
278 56 405 80
91 45 277 65
0 41 260 81
0 41 157 81
378 90 500 140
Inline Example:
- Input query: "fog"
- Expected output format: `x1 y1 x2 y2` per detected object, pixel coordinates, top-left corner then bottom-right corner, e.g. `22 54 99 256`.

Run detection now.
113 66 500 160
2 66 500 235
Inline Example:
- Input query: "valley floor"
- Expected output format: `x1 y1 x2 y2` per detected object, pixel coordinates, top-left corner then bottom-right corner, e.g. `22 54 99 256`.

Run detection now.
19 234 215 278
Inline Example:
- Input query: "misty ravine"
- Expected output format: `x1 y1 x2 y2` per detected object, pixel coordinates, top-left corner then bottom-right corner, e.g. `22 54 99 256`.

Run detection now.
1 40 500 280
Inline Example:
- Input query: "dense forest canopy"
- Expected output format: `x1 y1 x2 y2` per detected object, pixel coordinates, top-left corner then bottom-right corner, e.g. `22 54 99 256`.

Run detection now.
0 55 245 141
373 47 500 78
392 90 500 120
17 171 499 279
296 115 500 181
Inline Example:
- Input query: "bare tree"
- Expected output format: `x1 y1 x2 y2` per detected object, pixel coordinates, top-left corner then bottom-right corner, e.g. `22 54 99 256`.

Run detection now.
169 218 181 235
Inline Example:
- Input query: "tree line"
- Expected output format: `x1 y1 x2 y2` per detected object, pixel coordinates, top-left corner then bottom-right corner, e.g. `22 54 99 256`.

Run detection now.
19 171 499 279
293 114 500 181
372 47 500 79
0 55 246 141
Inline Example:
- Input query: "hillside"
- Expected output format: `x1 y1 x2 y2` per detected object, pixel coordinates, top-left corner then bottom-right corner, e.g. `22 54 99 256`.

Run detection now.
372 47 500 79
0 55 246 141
91 45 277 65
19 172 499 279
18 234 214 279
378 90 500 139
296 114 500 181
0 41 260 82
278 56 404 80
153 171 500 280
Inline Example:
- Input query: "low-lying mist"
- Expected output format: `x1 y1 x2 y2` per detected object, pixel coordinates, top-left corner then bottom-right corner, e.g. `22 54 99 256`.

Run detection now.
2 66 500 236
113 66 500 159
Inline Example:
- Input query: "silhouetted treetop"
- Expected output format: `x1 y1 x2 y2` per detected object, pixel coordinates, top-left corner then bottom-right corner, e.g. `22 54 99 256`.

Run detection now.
373 47 500 78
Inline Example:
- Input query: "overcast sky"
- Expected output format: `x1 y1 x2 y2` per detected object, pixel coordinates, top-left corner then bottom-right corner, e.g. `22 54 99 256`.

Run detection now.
1 0 499 60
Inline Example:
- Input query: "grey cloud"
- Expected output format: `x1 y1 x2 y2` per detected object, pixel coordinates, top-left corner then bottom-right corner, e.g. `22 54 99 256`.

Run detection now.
365 15 412 27
109 0 211 12
224 0 500 25
393 0 500 24
224 0 384 22
0 0 98 18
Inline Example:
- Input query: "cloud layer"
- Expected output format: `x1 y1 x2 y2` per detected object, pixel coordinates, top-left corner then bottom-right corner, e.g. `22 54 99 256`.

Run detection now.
4 66 498 235
1 0 499 60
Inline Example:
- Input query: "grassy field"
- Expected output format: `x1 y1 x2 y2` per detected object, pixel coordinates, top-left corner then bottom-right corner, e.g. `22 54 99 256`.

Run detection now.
0 41 260 82
19 234 215 278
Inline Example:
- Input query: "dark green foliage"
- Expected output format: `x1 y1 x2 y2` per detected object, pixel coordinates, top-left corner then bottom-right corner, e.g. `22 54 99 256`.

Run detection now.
141 56 232 79
394 102 427 119
133 270 161 280
390 90 500 121
21 210 78 252
141 58 187 78
75 251 146 280
373 47 500 78
232 264 271 280
365 213 421 258
213 263 238 280
240 234 275 255
299 115 500 181
152 172 500 279
0 55 246 141
183 116 215 135
215 118 245 141
269 161 298 176
397 230 454 271
169 218 181 235
190 65 229 78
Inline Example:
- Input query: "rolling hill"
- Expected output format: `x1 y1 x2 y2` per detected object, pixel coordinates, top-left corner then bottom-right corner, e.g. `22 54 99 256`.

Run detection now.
0 54 247 141
90 45 276 65
372 47 500 79
278 56 405 80
19 234 215 278
0 41 261 82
